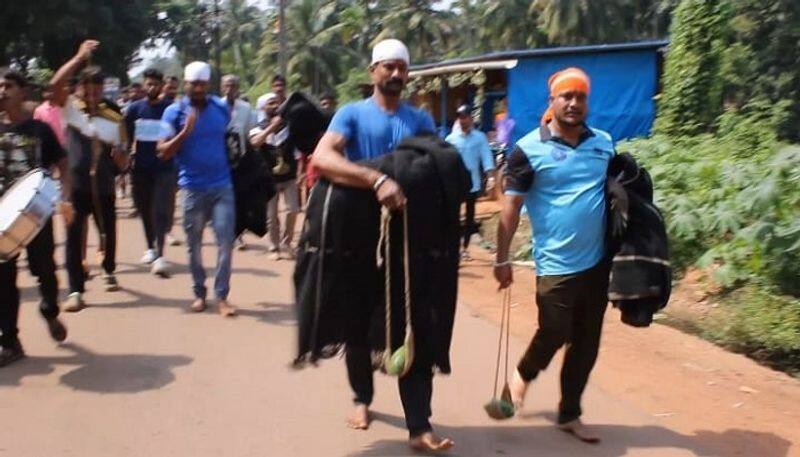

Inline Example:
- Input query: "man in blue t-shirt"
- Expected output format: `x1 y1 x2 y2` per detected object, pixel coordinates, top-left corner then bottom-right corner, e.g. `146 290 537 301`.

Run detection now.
445 104 496 259
494 68 613 443
312 39 451 453
124 68 175 277
157 61 236 318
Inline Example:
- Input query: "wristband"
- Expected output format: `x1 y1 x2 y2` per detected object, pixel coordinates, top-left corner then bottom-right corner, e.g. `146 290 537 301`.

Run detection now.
372 174 389 191
494 260 512 267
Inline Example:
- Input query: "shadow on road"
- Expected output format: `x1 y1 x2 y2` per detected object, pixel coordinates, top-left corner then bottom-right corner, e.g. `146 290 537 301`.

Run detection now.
0 342 192 394
348 412 792 457
236 301 296 326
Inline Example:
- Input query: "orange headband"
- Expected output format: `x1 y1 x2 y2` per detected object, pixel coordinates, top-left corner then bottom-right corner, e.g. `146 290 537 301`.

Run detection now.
541 67 591 123
548 67 590 96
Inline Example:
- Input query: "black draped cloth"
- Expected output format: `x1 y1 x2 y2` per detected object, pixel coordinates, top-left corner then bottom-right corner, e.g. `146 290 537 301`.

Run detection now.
293 135 470 374
232 146 275 237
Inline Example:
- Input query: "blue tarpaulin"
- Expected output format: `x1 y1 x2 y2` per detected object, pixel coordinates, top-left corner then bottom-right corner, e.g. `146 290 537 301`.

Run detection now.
507 49 658 144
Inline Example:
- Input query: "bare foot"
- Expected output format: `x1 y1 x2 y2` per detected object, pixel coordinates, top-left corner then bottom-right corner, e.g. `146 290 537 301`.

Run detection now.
409 432 454 453
346 404 370 430
190 298 206 313
509 368 529 411
558 419 601 444
217 300 237 317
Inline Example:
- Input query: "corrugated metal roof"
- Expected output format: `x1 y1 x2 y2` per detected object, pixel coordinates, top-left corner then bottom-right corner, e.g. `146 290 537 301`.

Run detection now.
410 40 669 72
409 59 518 77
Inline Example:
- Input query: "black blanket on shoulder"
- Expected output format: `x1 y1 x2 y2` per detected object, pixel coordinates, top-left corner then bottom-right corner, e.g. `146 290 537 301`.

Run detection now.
293 135 470 374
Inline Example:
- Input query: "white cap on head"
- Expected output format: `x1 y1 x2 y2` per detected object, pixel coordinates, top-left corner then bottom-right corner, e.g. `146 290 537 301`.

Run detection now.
371 39 410 66
256 92 279 111
184 61 211 82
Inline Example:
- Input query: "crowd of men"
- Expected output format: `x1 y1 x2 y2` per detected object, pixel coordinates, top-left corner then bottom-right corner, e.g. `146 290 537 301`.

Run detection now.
1 36 617 452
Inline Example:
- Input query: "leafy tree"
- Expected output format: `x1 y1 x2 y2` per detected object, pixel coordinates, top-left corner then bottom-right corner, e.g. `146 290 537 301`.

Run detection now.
534 0 627 45
219 0 266 86
717 0 800 141
474 0 547 53
374 0 456 64
654 0 727 136
257 0 355 95
1 1 164 80
152 0 215 64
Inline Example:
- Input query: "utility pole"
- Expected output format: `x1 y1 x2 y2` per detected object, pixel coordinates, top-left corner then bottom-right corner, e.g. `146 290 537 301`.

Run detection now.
278 0 287 77
213 0 222 89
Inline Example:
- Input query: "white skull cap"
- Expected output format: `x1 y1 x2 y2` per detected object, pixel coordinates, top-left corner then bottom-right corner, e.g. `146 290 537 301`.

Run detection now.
371 39 410 66
184 61 211 82
256 92 279 111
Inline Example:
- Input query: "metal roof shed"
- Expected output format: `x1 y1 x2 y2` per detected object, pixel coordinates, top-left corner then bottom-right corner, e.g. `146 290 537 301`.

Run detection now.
409 40 668 143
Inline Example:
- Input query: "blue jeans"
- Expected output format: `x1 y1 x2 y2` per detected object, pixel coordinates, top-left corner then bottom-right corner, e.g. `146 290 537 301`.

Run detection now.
183 186 235 300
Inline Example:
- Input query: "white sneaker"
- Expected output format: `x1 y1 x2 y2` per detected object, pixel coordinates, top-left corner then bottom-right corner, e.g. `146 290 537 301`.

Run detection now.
167 234 180 246
140 249 157 264
64 292 85 312
151 257 169 277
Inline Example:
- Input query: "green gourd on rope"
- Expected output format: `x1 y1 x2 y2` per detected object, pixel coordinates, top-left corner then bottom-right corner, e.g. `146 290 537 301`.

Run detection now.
484 287 515 420
377 207 414 378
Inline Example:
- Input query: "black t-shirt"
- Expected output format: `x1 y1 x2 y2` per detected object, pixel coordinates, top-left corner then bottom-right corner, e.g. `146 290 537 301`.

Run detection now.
0 118 65 197
254 119 297 183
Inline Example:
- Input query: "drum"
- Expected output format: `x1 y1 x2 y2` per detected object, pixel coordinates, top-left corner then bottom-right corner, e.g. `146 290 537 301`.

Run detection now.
0 169 60 262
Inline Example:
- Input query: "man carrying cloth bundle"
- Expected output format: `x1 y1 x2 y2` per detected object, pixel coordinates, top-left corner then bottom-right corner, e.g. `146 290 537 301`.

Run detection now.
494 67 615 443
311 39 454 452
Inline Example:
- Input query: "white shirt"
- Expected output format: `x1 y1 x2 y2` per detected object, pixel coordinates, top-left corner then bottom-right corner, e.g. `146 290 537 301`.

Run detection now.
227 98 256 152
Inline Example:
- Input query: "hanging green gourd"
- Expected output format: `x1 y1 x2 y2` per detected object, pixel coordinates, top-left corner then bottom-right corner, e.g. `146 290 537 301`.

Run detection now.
377 206 414 378
484 287 515 420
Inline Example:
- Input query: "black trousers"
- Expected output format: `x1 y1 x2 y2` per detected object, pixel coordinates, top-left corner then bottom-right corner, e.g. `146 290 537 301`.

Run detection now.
66 191 116 293
345 305 434 437
462 192 480 249
517 260 610 424
132 171 176 257
0 219 59 348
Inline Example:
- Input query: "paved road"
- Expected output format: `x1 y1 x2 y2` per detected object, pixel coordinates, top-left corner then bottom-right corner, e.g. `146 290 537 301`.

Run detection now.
1 199 797 456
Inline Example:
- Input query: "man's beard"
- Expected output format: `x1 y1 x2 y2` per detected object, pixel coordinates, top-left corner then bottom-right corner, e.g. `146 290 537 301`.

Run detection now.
190 93 207 105
555 111 585 127
378 78 404 97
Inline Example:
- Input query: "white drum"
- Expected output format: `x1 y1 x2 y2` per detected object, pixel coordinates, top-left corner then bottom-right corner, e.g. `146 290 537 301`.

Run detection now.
0 169 60 262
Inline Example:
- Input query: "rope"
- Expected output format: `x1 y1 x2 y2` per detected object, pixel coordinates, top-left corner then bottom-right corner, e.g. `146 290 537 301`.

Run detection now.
504 287 511 389
402 209 412 341
377 207 392 359
491 287 512 399
376 206 413 375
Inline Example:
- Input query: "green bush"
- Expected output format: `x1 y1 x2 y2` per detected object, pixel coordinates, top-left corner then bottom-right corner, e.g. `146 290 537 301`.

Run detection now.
619 111 800 372
620 112 800 296
704 286 800 375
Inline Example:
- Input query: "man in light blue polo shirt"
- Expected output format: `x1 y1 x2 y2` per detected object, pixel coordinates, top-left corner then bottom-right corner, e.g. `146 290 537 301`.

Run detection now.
494 68 614 443
158 61 236 318
446 104 495 259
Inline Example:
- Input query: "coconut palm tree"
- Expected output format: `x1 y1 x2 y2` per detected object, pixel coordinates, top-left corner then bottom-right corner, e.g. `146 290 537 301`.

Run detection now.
374 0 455 63
257 0 358 94
534 0 625 45
219 0 265 86
476 0 547 52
